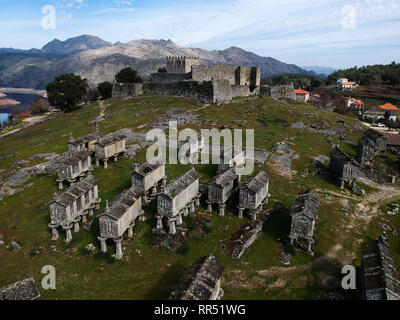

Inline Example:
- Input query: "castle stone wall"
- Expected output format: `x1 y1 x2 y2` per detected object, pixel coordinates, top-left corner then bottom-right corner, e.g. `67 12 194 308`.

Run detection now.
112 82 143 98
166 56 200 73
212 80 232 104
150 72 191 84
192 65 237 85
237 66 261 86
260 84 296 100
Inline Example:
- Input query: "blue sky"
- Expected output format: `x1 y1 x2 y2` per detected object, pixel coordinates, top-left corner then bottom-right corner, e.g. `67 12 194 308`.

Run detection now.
1 0 399 68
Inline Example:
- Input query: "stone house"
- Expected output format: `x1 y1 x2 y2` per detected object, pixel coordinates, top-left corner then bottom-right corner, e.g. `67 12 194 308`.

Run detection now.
98 186 144 260
156 168 201 235
56 150 93 190
289 190 320 256
383 133 400 154
49 175 100 242
94 133 127 168
132 162 167 201
329 148 359 189
169 254 225 300
294 89 310 102
207 167 239 216
360 234 400 300
68 131 102 153
238 171 270 220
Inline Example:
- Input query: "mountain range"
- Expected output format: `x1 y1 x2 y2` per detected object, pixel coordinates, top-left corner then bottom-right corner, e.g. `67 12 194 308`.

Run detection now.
0 35 316 90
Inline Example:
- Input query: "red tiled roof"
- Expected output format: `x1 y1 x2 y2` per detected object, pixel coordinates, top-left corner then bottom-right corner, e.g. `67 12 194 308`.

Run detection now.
342 82 354 85
379 103 398 111
314 94 321 98
294 89 310 94
351 99 365 106
384 133 400 146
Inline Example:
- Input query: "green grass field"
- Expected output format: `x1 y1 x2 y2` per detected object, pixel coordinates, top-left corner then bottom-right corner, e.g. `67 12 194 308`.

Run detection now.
0 94 397 300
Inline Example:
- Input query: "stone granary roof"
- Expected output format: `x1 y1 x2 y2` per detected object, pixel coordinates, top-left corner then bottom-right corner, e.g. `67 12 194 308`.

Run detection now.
163 168 200 199
133 162 163 177
229 220 263 259
69 132 101 147
96 132 126 147
99 186 143 221
240 171 270 193
61 150 92 165
0 277 40 300
331 147 354 164
291 190 320 220
169 254 225 300
52 176 97 207
361 234 400 300
209 167 237 188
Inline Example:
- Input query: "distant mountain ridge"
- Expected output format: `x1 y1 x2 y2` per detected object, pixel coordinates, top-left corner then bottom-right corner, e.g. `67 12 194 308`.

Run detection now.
0 35 316 89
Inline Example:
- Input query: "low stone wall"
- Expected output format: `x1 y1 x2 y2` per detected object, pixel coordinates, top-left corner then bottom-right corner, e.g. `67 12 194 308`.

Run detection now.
150 72 191 84
260 84 295 100
143 81 215 103
212 79 232 104
112 83 143 98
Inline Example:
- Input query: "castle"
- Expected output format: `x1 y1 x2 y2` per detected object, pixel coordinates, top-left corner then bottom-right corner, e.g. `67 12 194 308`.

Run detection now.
112 56 261 104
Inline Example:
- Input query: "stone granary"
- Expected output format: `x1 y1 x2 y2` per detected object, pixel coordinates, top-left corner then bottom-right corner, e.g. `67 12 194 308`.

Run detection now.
229 220 263 260
56 150 92 189
49 175 100 242
94 132 127 168
356 137 376 168
131 162 167 201
289 190 320 256
68 131 102 153
329 147 359 189
365 129 387 153
360 234 400 300
218 146 246 176
169 254 225 300
207 167 239 217
238 171 270 220
0 277 40 300
98 186 144 260
157 168 201 235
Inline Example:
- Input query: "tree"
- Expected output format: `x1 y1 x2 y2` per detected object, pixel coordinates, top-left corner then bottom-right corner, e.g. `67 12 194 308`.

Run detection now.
158 67 167 73
383 71 400 88
31 98 49 115
115 67 142 83
97 81 113 99
84 88 100 103
46 73 88 112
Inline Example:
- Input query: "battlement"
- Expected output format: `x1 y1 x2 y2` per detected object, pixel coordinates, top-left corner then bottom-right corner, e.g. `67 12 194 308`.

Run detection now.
166 56 200 73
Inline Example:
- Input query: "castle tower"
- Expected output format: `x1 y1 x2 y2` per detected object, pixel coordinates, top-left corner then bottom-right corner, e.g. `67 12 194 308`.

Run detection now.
166 56 200 74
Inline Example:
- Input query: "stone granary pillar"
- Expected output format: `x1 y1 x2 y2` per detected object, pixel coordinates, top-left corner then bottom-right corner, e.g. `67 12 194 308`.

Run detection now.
73 217 81 233
207 201 213 213
63 224 73 243
104 158 108 169
114 238 123 260
128 223 135 238
183 206 189 217
98 236 107 253
156 215 163 230
196 193 201 207
57 180 64 190
95 159 100 167
88 206 94 217
190 201 195 213
49 223 59 241
237 207 244 219
81 212 88 224
168 218 177 235
176 214 183 226
152 186 157 195
252 211 257 221
307 239 315 256
114 156 118 162
219 203 226 217
162 176 168 186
